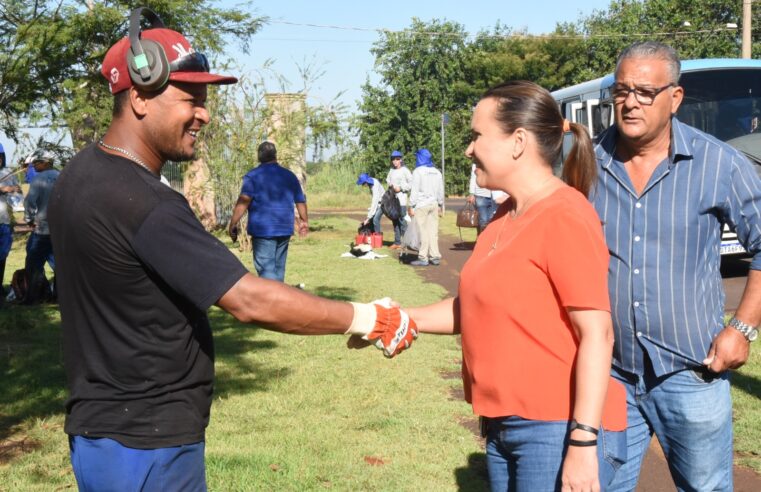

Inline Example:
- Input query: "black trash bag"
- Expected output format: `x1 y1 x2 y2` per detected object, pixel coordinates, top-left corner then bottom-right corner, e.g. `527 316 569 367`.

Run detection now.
380 188 403 221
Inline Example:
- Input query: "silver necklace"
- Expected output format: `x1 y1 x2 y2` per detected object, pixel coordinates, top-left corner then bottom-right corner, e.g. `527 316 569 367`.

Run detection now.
98 139 157 176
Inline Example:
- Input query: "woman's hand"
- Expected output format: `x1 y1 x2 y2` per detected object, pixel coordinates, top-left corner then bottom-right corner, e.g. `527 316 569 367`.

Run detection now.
561 445 599 492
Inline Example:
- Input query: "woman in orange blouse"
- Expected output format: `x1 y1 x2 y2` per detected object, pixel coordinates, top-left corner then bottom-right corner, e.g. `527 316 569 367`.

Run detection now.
406 81 626 491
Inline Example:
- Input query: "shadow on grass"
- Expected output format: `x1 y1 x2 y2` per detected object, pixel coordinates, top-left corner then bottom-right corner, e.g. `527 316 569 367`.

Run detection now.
733 370 761 400
0 305 66 442
207 309 288 398
454 451 489 491
312 286 357 302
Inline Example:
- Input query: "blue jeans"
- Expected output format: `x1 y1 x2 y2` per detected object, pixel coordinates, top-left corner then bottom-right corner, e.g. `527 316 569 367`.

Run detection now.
475 195 498 231
25 232 54 302
70 435 206 491
485 416 626 491
371 206 383 235
391 216 408 245
0 224 11 260
253 236 290 282
608 366 733 492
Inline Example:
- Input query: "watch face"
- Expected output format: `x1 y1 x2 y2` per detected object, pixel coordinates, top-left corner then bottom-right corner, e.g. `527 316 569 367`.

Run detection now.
749 329 759 342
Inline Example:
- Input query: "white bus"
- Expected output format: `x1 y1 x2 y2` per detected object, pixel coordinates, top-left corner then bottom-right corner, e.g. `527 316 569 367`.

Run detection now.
551 59 761 256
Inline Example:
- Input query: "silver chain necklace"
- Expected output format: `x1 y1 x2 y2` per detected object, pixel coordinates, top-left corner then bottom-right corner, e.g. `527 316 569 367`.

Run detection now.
98 139 157 176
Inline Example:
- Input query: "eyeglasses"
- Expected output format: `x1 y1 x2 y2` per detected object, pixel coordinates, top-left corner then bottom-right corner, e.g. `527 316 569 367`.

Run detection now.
611 83 674 106
169 52 210 73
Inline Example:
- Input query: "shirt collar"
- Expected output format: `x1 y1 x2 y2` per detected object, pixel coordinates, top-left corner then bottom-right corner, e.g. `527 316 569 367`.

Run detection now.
596 116 693 169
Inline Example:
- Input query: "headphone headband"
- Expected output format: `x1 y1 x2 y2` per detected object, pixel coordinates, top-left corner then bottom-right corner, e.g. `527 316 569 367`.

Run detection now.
128 7 166 81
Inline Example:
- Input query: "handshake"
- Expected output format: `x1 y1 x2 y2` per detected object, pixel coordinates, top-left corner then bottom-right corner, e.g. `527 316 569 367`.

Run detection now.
346 298 418 358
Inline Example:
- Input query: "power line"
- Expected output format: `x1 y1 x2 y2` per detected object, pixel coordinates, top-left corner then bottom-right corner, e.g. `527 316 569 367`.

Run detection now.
267 19 752 41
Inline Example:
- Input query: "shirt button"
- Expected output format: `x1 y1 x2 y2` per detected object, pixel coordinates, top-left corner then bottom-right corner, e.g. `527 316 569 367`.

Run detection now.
634 236 641 242
637 331 643 337
634 301 640 307
636 202 642 209
634 268 640 274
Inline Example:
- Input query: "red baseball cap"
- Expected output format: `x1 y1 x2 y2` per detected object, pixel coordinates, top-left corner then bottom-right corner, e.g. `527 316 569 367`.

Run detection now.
101 28 237 94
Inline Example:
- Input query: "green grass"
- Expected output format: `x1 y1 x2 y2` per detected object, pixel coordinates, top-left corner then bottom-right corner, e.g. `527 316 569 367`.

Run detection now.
2 215 761 490
0 214 489 491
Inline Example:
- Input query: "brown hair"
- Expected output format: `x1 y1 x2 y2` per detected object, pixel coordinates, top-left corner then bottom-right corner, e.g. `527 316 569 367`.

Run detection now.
482 81 597 197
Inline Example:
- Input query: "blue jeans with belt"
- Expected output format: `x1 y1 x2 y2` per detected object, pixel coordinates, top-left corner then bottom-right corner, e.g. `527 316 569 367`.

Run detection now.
607 365 733 492
253 236 290 282
484 416 626 491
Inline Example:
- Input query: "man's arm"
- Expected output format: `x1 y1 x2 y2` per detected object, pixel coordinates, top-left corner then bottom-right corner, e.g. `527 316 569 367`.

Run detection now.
217 274 418 356
228 194 251 241
296 202 308 238
218 274 353 334
705 153 761 371
24 179 40 224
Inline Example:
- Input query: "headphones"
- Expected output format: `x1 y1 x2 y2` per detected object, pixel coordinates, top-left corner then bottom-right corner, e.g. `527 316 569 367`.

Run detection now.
126 7 169 92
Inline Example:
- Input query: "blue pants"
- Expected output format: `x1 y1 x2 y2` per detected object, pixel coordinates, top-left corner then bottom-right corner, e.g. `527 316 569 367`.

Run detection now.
485 416 626 491
0 224 11 260
371 206 383 235
475 195 498 231
69 435 206 492
24 232 54 302
391 216 408 245
253 236 290 282
607 366 733 492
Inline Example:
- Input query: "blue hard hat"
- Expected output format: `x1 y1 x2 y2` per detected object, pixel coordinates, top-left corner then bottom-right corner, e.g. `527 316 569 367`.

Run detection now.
356 172 373 185
390 150 403 158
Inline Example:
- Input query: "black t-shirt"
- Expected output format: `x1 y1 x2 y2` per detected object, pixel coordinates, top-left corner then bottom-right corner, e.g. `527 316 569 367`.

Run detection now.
49 145 248 449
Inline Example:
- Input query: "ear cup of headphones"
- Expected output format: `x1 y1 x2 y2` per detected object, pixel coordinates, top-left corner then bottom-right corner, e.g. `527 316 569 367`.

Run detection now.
127 39 170 92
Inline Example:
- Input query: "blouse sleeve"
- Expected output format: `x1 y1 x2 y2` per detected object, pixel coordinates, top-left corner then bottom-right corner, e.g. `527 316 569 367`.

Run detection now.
545 207 610 312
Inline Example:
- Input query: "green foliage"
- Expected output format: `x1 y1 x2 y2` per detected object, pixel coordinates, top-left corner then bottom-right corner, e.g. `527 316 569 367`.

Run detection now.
357 19 473 195
0 0 264 148
358 1 761 198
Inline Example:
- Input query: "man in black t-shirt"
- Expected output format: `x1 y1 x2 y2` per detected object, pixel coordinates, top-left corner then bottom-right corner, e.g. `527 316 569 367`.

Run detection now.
48 12 418 491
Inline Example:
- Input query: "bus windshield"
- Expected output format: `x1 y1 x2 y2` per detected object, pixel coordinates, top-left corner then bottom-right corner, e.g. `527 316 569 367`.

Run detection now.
678 69 761 164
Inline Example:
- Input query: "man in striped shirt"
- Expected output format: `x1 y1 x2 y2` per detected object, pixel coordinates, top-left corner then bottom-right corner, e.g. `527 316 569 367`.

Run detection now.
592 42 761 491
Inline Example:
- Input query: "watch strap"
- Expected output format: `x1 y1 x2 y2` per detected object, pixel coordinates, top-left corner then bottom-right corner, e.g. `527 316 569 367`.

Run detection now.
729 317 757 341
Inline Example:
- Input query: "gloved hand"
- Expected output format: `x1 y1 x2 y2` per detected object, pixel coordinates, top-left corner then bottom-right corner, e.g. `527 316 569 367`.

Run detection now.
346 298 418 358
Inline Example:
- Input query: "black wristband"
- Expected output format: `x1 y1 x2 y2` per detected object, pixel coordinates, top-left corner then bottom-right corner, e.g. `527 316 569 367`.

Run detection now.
570 419 599 435
568 438 598 447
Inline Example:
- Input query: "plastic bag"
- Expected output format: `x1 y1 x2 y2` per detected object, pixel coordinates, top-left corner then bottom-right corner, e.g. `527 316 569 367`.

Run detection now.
401 218 420 251
380 188 403 221
456 202 479 228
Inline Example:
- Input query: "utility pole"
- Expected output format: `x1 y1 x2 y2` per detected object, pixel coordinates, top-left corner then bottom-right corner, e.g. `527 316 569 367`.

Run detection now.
441 113 449 212
743 0 752 59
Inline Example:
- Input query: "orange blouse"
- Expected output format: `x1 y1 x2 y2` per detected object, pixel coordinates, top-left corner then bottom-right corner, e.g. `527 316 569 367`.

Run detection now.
458 186 626 431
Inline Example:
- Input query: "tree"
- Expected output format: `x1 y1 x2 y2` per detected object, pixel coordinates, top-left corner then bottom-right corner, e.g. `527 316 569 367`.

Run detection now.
0 0 265 148
357 19 473 193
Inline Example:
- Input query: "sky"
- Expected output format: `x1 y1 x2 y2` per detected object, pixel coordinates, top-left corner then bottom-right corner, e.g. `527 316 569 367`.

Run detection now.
1 0 612 164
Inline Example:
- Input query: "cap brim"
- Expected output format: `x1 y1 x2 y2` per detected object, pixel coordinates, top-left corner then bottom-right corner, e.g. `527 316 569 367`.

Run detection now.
169 72 238 85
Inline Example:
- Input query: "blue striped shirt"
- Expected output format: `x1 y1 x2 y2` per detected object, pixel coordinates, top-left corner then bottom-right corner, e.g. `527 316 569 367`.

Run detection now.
592 118 761 376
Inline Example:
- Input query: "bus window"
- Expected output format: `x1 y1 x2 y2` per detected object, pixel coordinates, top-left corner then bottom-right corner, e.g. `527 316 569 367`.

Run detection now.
575 106 588 127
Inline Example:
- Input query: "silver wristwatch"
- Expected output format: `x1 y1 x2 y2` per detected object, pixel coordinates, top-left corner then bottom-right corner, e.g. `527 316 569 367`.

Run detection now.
728 317 759 342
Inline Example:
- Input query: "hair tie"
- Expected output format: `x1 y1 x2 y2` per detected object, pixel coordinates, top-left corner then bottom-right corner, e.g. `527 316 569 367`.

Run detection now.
562 119 571 132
